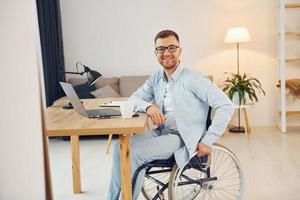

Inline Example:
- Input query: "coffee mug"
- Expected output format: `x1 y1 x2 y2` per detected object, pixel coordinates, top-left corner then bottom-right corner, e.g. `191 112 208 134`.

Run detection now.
120 101 136 119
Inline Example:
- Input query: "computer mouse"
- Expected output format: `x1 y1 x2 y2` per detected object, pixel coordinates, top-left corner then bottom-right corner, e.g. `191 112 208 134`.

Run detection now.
63 102 73 109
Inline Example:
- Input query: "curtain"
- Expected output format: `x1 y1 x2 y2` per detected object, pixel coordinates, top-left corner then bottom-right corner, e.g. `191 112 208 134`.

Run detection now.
36 0 65 107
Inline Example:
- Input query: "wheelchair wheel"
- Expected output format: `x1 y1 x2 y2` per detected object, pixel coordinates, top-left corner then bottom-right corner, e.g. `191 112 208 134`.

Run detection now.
168 143 244 200
141 166 172 199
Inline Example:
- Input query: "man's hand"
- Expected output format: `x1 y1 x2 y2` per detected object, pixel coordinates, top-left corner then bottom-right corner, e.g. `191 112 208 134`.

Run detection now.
196 142 212 157
146 105 165 126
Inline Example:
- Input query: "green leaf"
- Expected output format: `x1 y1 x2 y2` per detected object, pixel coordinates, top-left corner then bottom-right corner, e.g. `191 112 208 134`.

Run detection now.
220 72 265 103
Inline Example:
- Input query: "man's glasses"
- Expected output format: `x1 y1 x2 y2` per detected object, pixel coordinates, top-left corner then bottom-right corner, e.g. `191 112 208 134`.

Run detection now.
155 45 180 54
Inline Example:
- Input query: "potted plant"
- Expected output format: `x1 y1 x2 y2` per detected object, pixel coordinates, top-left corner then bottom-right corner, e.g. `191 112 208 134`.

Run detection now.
221 73 266 105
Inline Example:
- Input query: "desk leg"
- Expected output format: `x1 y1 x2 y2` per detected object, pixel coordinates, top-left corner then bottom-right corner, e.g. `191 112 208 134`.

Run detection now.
119 135 132 200
106 134 113 154
71 135 81 193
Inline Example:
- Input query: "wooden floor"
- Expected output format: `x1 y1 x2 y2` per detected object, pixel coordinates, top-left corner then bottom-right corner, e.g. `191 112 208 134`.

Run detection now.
49 126 300 200
220 126 300 200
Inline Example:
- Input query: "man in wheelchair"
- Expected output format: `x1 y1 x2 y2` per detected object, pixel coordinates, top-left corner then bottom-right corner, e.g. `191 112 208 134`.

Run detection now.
107 30 236 200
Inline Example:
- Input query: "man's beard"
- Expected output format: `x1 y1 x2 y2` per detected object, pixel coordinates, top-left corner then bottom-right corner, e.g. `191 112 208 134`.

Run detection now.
160 58 178 70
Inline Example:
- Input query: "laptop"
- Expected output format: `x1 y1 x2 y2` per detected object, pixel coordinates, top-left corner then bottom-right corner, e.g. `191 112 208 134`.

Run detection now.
60 82 121 118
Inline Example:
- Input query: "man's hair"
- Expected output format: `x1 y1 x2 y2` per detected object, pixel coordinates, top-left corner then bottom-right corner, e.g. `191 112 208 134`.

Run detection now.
154 30 180 44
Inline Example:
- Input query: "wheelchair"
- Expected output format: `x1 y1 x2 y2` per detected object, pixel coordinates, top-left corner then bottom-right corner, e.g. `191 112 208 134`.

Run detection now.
132 108 244 200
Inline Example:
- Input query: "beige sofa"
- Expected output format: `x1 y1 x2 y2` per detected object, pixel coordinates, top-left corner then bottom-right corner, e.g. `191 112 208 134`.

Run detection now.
67 75 149 98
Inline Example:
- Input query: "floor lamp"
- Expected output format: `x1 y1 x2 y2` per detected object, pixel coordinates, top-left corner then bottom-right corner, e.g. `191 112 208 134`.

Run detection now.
224 27 252 132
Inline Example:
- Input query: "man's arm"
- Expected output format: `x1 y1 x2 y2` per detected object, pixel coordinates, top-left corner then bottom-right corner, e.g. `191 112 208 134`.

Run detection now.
128 73 165 126
191 74 235 149
128 73 155 112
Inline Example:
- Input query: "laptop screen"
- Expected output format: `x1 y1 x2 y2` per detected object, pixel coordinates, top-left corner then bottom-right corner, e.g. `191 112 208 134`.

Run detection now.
60 82 89 117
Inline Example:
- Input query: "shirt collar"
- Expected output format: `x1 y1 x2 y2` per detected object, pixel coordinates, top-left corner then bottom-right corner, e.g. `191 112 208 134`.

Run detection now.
162 63 184 82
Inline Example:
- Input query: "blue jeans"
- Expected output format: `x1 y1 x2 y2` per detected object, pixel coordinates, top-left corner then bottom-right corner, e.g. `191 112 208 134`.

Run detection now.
107 128 184 200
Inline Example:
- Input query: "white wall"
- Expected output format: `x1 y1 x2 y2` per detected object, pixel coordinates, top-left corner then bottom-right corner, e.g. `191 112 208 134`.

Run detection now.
60 0 300 126
0 1 47 199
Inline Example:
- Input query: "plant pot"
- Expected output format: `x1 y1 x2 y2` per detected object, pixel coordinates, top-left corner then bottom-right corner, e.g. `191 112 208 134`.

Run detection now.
232 92 245 106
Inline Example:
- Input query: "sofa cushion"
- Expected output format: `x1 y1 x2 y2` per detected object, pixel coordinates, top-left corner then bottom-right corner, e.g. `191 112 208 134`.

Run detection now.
73 82 96 99
68 77 120 94
119 75 149 97
90 85 121 98
93 77 120 94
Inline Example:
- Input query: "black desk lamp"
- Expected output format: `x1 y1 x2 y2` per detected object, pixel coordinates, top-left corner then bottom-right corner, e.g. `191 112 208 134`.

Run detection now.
62 62 102 109
64 61 102 85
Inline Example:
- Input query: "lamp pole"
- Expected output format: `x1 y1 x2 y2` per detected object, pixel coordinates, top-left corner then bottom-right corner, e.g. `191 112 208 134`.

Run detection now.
237 42 241 130
229 42 245 132
237 42 240 74
225 27 251 133
236 42 244 132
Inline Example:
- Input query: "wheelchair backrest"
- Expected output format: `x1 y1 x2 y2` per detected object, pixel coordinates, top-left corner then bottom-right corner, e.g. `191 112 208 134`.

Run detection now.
206 107 212 131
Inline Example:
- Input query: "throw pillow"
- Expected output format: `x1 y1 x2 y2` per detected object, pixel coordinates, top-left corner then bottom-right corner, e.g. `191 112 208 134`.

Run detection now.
94 77 120 93
90 84 121 98
73 82 96 99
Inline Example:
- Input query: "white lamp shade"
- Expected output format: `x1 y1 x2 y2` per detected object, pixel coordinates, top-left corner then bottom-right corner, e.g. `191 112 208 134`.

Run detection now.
224 27 252 43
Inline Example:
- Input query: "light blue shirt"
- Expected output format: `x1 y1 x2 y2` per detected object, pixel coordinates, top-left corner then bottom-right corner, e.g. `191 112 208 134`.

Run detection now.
163 82 177 131
129 65 234 168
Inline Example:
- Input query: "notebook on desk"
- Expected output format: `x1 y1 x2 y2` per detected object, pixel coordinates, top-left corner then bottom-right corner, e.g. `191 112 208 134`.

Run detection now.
60 82 121 118
100 101 125 107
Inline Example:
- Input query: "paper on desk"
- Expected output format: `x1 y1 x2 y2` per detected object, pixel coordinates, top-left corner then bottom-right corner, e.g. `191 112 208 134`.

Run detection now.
99 101 125 107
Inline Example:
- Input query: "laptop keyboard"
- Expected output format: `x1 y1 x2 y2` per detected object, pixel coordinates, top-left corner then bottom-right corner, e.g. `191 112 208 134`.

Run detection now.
87 109 121 117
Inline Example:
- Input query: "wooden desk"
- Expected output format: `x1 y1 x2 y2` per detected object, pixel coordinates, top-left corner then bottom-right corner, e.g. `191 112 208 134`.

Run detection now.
45 98 148 200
